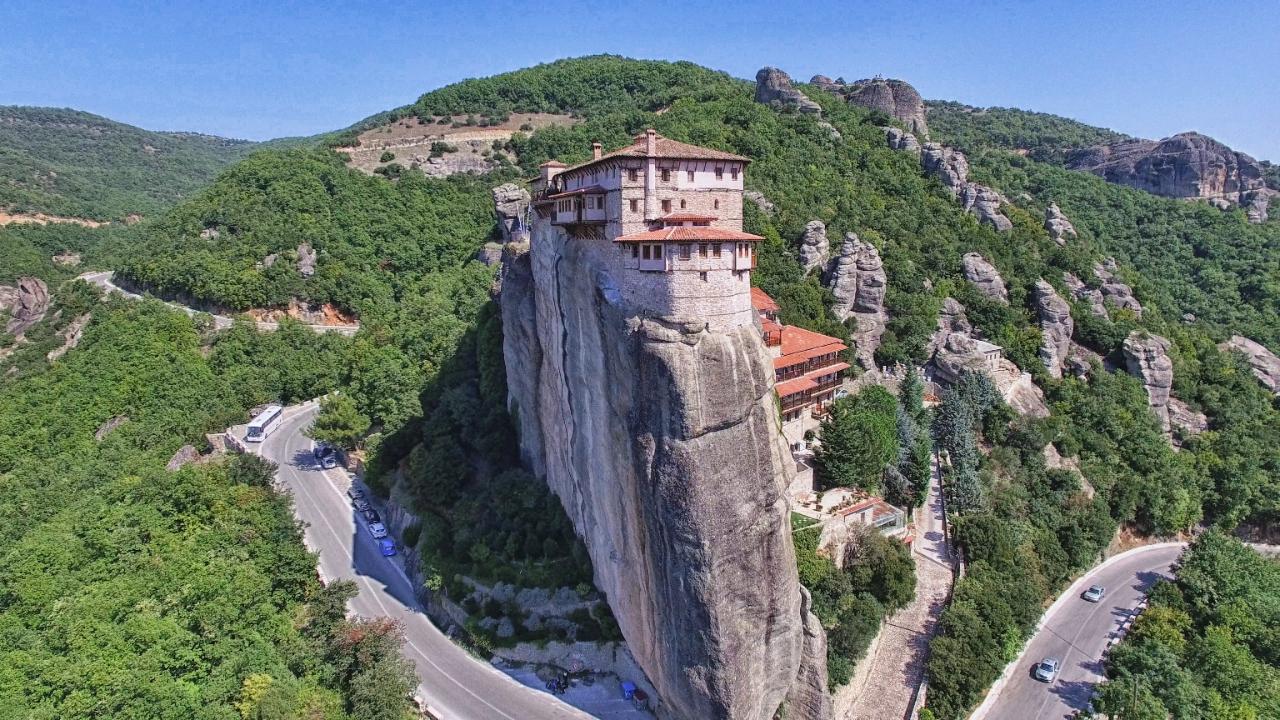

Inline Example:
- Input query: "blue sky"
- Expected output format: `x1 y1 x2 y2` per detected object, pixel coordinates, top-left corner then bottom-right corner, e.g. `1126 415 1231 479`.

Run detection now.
3 0 1277 159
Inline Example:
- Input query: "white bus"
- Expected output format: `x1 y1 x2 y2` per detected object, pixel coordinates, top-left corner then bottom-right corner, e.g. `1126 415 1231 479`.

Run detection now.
245 404 284 443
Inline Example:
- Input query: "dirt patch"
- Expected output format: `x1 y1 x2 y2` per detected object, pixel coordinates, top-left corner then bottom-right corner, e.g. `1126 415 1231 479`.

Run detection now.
245 299 358 327
0 211 107 228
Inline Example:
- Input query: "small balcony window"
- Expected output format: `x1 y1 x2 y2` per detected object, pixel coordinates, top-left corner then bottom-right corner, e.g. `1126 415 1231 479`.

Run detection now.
630 199 639 212
661 169 671 182
629 169 638 181
715 167 723 180
661 199 672 213
679 244 691 260
642 245 651 260
731 166 739 180
712 243 722 257
687 170 695 182
631 244 639 258
698 243 708 257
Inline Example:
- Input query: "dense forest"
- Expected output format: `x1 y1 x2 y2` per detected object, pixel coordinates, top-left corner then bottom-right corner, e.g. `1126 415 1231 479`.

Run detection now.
5 55 1278 717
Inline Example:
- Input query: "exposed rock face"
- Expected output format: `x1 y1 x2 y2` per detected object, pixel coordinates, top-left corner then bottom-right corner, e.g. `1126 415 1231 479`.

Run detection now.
961 253 1009 304
1033 280 1073 379
94 415 129 442
52 252 81 267
1044 203 1078 245
842 78 929 137
165 444 200 471
921 143 970 198
824 233 887 367
1067 132 1265 209
1169 398 1209 438
1122 332 1176 434
1 277 50 336
1245 189 1274 223
754 67 822 115
499 225 831 719
492 183 531 242
475 241 504 267
1063 272 1108 318
931 332 1049 418
883 127 921 154
960 183 1013 231
1094 258 1143 318
798 220 830 275
47 313 90 362
928 297 972 357
1220 335 1280 394
296 243 317 278
744 190 775 216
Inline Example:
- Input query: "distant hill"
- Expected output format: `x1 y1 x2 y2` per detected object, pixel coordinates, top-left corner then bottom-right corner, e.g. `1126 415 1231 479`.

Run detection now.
0 106 263 221
926 100 1130 162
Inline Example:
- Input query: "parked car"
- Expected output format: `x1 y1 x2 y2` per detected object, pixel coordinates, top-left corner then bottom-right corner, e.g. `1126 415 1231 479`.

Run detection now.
379 539 397 556
314 444 338 469
368 522 388 539
1034 657 1060 682
1082 585 1106 603
834 388 850 400
353 498 370 512
363 508 380 523
346 486 364 501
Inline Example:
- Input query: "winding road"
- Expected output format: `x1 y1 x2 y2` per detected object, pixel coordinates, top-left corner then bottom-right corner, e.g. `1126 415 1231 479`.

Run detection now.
255 404 592 720
973 543 1185 720
78 271 359 335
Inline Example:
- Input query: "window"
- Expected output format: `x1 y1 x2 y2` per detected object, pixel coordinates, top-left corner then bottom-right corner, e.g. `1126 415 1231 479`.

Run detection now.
731 166 739 180
628 168 638 181
714 199 720 210
700 271 708 282
715 167 723 180
661 199 671 213
642 245 651 260
630 199 639 212
661 169 670 182
712 243 722 257
631 244 639 258
653 244 663 258
687 170 695 182
680 199 687 209
698 243 708 257
679 244 691 260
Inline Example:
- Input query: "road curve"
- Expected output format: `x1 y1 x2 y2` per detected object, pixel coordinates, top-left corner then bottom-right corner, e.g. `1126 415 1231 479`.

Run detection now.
77 270 359 335
258 404 592 720
973 543 1185 720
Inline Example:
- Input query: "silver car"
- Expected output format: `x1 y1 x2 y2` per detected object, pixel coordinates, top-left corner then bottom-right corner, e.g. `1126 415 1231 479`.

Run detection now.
368 522 388 539
1034 657 1060 683
1082 585 1105 602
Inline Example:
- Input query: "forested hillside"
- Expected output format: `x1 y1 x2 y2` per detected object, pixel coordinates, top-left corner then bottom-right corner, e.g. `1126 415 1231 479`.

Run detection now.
13 56 1279 719
0 106 259 220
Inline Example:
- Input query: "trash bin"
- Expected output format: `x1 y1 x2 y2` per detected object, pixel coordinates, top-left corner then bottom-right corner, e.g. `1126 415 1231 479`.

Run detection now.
633 689 649 710
621 681 636 700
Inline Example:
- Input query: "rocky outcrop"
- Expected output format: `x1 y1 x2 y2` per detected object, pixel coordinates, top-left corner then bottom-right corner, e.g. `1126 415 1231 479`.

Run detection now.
1245 189 1274 223
1033 280 1073 379
296 243 317 278
744 190 775 216
499 225 831 719
165 444 200 471
755 67 822 115
52 252 81 267
475 242 504 266
883 127 921 154
798 220 830 275
928 297 972 357
1169 398 1209 438
961 253 1008 304
1 277 50 337
1063 272 1108 318
1044 203 1077 245
1220 335 1280 394
1122 332 1178 436
47 313 90 362
825 234 887 367
921 143 969 198
94 415 128 441
1067 132 1265 213
931 331 1049 418
1094 258 1143 318
834 77 929 138
492 183 531 242
960 183 1013 231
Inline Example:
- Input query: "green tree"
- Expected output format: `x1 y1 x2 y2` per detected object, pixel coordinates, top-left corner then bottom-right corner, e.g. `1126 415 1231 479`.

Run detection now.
815 387 899 492
307 394 370 450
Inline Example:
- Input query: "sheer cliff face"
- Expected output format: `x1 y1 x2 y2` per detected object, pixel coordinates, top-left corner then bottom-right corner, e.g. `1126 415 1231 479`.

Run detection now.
499 224 831 720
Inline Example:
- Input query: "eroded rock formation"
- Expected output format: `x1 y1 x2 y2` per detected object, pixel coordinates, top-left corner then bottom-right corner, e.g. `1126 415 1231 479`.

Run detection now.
1220 335 1280 394
745 190 776 216
926 298 1048 417
798 220 830 275
492 183 531 242
1033 279 1073 379
1245 190 1274 223
1094 258 1143 317
1121 331 1204 440
1044 202 1078 245
961 253 1009 303
296 243 317 278
1063 272 1108 318
928 297 972 357
754 67 822 115
884 127 921 154
1 277 50 337
499 225 831 719
1068 132 1266 219
815 76 928 137
921 143 969 198
960 183 1013 231
825 233 887 367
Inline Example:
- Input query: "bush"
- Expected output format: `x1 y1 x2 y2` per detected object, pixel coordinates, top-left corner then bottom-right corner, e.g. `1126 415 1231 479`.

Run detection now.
379 150 395 162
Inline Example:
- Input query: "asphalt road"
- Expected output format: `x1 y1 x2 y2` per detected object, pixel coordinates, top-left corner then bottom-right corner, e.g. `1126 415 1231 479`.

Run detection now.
257 404 592 720
977 543 1184 720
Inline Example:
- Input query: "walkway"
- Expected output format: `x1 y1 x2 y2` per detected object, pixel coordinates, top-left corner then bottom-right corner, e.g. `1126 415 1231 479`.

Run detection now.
841 453 955 720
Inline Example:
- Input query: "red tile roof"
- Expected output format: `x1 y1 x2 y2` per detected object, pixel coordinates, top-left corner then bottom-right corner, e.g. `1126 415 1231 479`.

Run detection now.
563 132 749 176
661 212 718 223
773 326 847 369
613 227 764 243
751 287 780 313
776 376 819 397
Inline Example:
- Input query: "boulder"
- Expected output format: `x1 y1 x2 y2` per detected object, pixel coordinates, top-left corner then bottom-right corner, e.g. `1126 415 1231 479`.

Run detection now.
296 243 317 278
1219 335 1280 394
492 182 531 242
883 127 921 154
960 183 1013 231
961 253 1009 304
1044 202 1078 245
1067 131 1265 206
931 332 1049 418
927 297 972 357
1094 258 1143 317
843 77 929 137
809 75 840 92
1122 332 1176 435
165 444 200 471
745 190 776 216
754 67 822 115
921 143 970 198
1033 280 1073 379
1063 272 1109 318
798 220 830 275
825 233 887 367
2 277 50 336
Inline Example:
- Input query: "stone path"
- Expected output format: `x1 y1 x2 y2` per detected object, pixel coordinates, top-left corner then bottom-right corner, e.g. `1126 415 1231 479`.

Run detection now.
841 453 956 720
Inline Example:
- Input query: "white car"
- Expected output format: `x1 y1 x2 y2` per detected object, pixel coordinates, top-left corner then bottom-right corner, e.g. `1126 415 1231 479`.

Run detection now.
1082 585 1106 603
368 522 388 539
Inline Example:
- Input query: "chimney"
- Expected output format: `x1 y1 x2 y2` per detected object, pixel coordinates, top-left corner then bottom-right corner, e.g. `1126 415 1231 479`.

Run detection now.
645 127 657 156
592 142 602 160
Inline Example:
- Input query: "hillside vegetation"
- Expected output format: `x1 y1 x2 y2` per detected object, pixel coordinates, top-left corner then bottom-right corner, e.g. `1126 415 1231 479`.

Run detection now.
0 106 259 220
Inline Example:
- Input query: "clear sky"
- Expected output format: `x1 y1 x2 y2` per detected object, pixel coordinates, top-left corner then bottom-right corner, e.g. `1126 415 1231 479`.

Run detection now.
3 0 1277 160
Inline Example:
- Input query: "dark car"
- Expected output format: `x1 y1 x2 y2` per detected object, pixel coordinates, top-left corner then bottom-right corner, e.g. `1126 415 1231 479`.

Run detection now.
353 498 371 512
346 486 364 501
363 508 380 523
314 444 338 469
